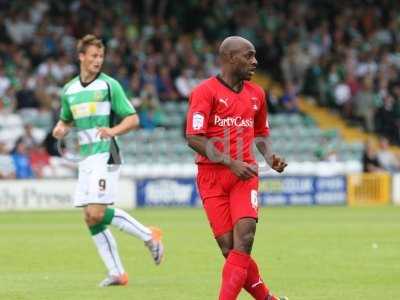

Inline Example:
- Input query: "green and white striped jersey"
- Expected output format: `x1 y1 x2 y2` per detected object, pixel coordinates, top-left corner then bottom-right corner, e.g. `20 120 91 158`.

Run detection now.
59 72 135 158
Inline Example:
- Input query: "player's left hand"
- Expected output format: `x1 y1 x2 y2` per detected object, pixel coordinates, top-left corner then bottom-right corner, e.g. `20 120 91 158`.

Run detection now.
97 127 115 139
271 154 287 173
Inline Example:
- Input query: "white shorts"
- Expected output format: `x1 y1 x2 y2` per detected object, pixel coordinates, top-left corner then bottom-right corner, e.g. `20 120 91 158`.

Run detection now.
74 153 120 207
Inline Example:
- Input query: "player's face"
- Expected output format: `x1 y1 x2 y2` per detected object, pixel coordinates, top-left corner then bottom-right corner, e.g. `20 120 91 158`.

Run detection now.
233 44 257 81
79 45 104 75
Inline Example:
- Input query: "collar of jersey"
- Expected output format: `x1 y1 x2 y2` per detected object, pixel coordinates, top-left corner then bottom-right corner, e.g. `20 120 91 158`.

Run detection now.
216 75 243 94
79 72 101 88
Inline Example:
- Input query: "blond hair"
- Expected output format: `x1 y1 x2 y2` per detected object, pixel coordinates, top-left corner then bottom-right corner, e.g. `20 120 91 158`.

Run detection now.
76 34 104 53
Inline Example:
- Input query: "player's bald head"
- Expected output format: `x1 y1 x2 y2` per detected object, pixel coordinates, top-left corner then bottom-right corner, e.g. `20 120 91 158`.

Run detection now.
218 36 257 81
219 36 254 61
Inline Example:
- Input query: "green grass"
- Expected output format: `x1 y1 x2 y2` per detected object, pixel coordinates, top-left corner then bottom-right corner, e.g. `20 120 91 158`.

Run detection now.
0 206 399 300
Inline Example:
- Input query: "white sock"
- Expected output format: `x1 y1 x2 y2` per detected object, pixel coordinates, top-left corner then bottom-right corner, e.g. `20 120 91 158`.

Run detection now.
92 229 125 276
111 208 152 242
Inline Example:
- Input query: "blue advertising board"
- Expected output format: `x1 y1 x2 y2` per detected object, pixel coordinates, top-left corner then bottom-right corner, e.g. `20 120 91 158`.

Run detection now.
258 176 347 205
136 175 347 206
136 178 199 207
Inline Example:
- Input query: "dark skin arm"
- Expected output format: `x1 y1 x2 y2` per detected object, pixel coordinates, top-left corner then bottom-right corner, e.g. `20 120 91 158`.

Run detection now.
255 136 287 172
186 135 258 180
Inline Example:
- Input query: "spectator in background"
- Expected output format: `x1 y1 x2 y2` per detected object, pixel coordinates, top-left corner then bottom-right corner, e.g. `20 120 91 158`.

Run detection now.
375 94 396 142
0 86 16 114
389 83 400 143
353 77 377 132
376 137 400 172
325 148 339 162
138 83 166 129
16 76 40 109
281 41 311 90
34 75 59 110
343 72 360 118
0 142 15 179
175 69 197 98
11 138 34 179
0 64 11 97
128 73 142 101
21 123 39 150
156 66 178 102
325 63 341 107
4 10 36 45
0 14 12 44
29 144 51 178
257 31 282 80
362 140 384 173
280 82 299 113
37 54 76 85
334 79 351 116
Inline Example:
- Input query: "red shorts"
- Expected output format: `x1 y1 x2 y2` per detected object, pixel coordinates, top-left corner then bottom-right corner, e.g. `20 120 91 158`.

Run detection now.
196 164 259 238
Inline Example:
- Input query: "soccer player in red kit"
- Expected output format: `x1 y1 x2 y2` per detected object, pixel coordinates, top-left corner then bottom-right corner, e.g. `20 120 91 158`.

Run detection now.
186 36 288 300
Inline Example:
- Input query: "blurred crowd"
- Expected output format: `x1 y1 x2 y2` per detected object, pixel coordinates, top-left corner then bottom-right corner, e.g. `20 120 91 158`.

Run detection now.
273 0 400 146
362 137 400 173
0 0 293 178
2 0 400 178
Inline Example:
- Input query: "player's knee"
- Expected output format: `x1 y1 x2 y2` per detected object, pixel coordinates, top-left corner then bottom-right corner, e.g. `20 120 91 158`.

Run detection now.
235 231 255 253
242 231 255 249
84 215 91 226
84 210 105 226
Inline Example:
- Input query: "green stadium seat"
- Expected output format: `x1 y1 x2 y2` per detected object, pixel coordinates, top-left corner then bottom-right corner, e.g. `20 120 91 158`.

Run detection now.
117 113 363 164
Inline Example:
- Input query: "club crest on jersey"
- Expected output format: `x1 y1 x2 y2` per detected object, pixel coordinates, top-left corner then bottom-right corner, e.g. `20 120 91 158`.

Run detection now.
93 90 103 102
251 97 258 110
192 113 204 130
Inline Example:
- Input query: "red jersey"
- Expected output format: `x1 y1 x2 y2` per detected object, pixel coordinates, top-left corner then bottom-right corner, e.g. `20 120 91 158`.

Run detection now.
186 76 269 165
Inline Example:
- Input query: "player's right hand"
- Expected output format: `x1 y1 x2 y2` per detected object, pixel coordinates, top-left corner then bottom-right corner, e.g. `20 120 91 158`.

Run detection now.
228 160 258 180
271 154 287 173
52 123 70 140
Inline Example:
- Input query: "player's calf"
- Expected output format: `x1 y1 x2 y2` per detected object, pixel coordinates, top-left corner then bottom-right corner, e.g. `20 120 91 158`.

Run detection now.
233 218 256 254
216 231 234 258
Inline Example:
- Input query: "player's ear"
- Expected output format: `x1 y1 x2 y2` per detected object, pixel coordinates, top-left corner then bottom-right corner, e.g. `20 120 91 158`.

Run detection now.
228 52 236 64
78 52 84 63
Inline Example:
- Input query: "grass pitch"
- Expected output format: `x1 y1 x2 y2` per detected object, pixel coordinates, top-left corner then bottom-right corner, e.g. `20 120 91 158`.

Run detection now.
0 206 399 300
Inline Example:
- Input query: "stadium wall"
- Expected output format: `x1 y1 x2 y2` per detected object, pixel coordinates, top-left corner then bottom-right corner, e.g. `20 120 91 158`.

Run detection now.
0 173 396 211
136 175 347 206
0 179 135 211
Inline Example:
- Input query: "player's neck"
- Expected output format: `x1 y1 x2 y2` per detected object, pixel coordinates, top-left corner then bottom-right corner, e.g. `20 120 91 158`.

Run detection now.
218 72 243 92
80 69 99 85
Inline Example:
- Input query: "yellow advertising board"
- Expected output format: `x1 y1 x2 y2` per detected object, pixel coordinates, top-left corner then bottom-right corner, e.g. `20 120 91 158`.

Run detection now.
347 173 391 205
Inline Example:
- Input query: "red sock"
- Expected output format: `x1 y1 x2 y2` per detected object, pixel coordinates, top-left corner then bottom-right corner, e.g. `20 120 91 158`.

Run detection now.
219 250 250 300
244 258 271 300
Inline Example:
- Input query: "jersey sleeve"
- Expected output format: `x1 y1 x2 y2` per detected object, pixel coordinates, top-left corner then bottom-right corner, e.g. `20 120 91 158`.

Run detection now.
59 90 73 122
110 79 136 118
186 84 213 135
254 89 270 137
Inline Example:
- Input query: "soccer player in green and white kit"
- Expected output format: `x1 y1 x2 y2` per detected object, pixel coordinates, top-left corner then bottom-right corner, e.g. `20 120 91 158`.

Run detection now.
52 34 164 287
